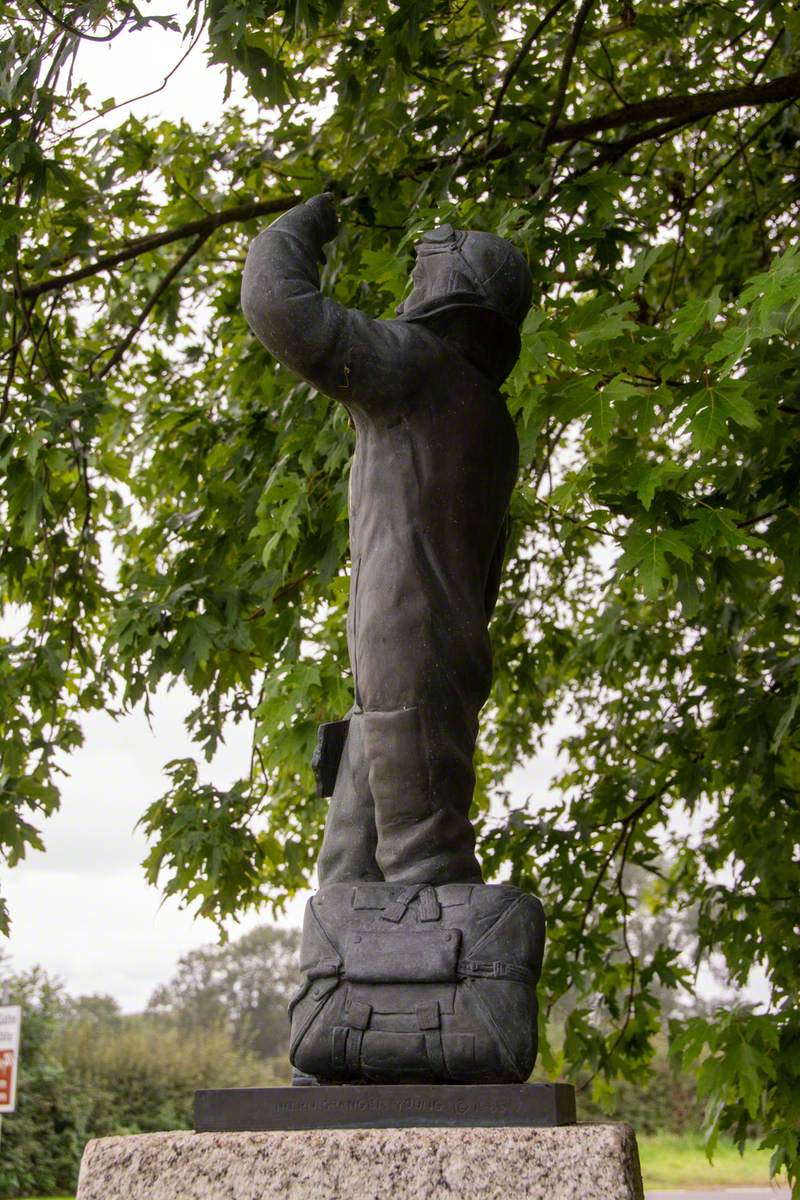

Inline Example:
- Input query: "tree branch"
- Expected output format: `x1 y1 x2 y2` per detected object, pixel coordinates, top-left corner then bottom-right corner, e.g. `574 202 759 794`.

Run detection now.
540 0 597 150
29 0 134 43
588 113 698 164
559 114 699 190
450 72 800 181
546 71 800 146
685 98 795 208
1 310 19 425
12 257 68 402
20 195 297 301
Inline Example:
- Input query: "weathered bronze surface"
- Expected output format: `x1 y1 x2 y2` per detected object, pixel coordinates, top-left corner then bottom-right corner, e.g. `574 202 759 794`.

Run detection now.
242 196 541 1085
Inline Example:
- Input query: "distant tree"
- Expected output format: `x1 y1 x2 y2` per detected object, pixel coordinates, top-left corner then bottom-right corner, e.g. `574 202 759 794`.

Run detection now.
64 993 123 1027
147 924 300 1058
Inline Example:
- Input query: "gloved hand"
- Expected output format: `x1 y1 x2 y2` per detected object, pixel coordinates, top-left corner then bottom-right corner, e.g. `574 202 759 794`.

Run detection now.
304 192 338 243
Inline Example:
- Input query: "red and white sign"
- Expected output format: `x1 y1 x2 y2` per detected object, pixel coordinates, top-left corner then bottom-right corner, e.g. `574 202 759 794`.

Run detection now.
0 1006 21 1113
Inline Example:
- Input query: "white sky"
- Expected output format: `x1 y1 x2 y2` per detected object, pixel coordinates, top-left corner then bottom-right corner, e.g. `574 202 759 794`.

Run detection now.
63 5 250 131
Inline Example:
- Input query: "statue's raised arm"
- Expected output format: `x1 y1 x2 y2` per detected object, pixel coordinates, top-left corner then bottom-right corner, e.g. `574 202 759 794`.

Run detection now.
241 193 415 413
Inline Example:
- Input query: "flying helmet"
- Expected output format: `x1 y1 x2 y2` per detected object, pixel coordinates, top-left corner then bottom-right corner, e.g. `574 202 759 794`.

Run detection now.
396 223 533 378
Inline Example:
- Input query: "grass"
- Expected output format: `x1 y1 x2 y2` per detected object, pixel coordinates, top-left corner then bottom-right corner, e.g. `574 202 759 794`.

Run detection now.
639 1133 784 1188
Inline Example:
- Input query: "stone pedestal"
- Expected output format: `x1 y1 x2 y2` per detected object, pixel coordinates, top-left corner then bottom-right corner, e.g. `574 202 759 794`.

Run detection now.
77 1124 644 1199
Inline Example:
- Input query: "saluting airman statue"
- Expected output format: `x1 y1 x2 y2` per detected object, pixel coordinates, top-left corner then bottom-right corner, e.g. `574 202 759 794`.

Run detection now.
242 194 543 1086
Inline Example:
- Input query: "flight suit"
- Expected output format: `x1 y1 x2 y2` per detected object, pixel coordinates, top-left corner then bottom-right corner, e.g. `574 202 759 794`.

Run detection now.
241 195 525 885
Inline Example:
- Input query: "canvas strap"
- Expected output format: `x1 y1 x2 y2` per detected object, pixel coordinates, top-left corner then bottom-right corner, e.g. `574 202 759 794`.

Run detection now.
307 959 342 979
345 1028 364 1073
331 1025 349 1070
381 883 441 923
332 999 373 1074
457 958 537 986
417 1001 449 1081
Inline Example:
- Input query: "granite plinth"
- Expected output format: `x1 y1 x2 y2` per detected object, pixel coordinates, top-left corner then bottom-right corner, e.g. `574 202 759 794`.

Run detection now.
76 1124 644 1200
195 1083 576 1131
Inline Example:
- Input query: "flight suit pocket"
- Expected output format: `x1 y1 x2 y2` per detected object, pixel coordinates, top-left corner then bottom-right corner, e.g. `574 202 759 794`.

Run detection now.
362 705 432 826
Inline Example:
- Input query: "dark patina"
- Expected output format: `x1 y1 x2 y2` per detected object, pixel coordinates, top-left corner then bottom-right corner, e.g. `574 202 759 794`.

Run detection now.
240 195 549 1087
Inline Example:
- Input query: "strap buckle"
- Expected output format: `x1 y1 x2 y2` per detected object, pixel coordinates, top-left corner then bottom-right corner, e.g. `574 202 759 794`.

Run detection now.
381 884 441 923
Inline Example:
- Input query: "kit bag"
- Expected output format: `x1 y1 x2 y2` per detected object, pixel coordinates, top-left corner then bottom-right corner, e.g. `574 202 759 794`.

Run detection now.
289 881 545 1084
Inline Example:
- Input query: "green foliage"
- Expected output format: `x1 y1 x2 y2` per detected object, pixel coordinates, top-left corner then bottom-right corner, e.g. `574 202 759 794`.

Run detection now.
672 1007 800 1180
50 1015 281 1141
2 0 800 1190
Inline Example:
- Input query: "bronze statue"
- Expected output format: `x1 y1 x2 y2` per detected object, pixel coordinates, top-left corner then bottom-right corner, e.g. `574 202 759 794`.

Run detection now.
242 194 545 1084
